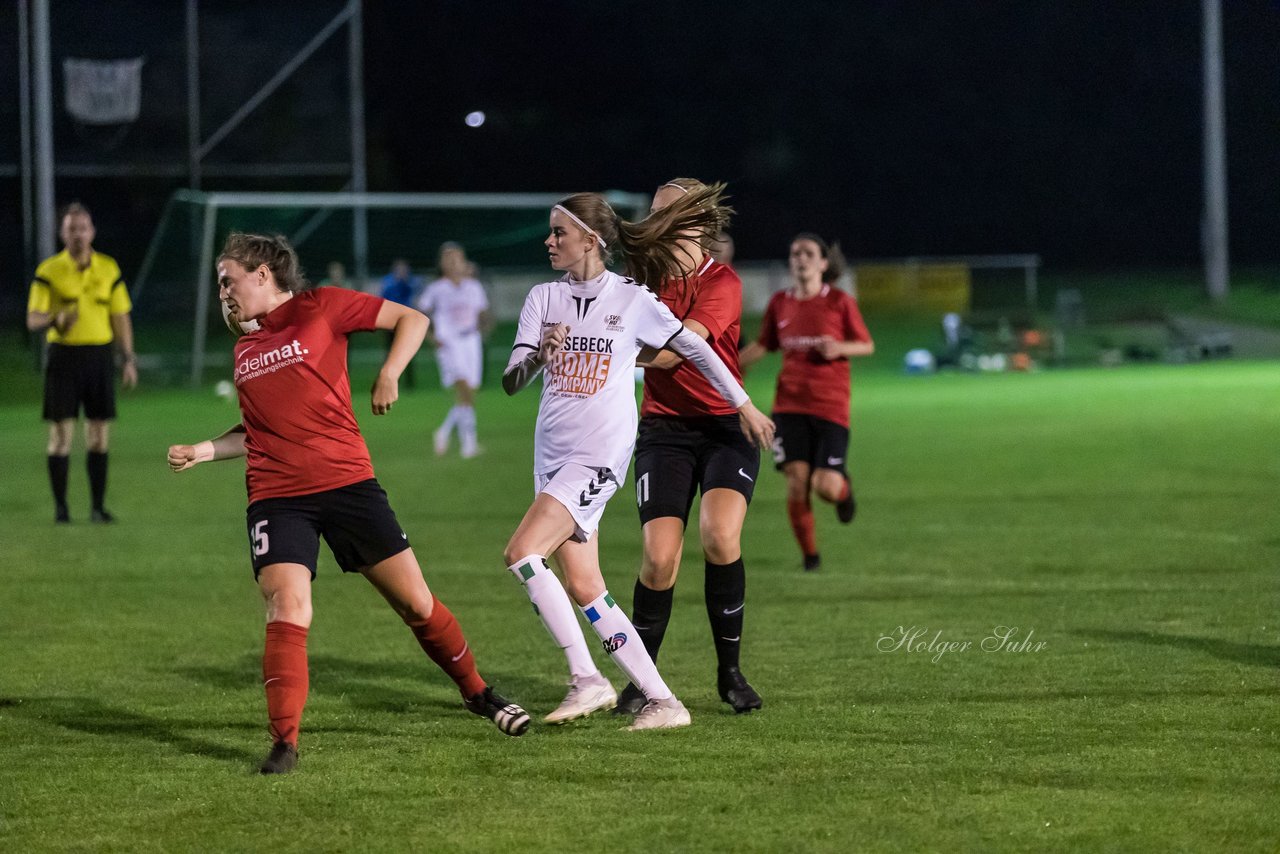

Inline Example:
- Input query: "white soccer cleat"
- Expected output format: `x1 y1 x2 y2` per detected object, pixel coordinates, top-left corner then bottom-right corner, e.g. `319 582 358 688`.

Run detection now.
433 427 449 457
543 672 617 724
627 695 692 731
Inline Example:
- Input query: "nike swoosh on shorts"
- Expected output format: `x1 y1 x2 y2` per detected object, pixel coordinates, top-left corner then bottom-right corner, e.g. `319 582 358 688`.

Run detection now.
738 468 754 482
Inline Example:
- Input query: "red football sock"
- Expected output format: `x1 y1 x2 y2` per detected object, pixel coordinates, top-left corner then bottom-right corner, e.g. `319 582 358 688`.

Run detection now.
407 595 487 699
787 498 818 558
262 621 309 747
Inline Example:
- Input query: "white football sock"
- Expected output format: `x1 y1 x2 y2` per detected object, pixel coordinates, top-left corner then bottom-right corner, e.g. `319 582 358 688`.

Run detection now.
440 405 462 437
507 555 597 679
458 405 478 456
580 590 672 701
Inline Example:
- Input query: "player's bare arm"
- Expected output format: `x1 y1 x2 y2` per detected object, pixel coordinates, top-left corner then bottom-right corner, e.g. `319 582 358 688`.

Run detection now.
666 327 775 450
503 322 568 396
636 318 709 369
111 312 138 389
815 336 874 360
371 301 429 415
738 341 768 371
168 424 248 472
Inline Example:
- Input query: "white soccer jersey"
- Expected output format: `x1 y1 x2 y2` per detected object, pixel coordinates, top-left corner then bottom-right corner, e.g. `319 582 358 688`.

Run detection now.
417 277 488 342
511 270 683 480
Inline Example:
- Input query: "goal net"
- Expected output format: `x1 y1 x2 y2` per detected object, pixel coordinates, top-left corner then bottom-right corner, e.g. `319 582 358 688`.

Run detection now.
132 190 652 384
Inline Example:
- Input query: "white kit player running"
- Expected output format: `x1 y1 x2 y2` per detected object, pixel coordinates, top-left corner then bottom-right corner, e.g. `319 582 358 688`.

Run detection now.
502 188 774 731
417 242 492 458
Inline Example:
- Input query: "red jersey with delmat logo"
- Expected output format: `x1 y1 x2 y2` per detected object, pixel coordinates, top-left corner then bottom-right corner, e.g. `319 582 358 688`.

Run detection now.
757 284 872 428
232 287 383 503
641 256 745 417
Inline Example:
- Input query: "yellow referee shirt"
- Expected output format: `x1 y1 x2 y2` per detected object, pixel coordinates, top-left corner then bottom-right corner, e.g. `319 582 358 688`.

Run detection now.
27 250 133 346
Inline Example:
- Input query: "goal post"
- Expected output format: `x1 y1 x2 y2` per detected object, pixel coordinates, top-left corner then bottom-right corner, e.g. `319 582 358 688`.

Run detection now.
133 189 652 385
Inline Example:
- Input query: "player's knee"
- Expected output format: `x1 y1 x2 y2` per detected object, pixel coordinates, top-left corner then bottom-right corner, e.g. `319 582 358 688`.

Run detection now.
503 539 533 570
700 525 742 565
812 470 844 502
264 590 312 625
640 552 679 590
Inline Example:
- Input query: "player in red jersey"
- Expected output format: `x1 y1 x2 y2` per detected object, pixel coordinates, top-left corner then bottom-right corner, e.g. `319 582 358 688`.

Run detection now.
613 178 764 716
166 233 529 774
741 233 874 571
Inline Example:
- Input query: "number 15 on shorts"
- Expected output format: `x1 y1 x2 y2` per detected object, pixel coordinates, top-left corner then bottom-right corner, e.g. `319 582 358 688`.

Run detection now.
250 520 270 556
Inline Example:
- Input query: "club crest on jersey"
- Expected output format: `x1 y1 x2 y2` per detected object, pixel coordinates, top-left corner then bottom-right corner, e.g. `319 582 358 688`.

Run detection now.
604 314 624 332
602 632 627 654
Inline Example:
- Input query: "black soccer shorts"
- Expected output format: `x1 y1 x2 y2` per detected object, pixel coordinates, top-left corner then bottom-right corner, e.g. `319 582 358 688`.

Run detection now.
634 414 759 525
244 478 410 578
43 343 116 421
771 412 850 475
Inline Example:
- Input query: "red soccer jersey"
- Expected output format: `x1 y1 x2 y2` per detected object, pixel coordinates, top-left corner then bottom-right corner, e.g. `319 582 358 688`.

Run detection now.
641 256 745 417
232 287 384 503
757 284 872 428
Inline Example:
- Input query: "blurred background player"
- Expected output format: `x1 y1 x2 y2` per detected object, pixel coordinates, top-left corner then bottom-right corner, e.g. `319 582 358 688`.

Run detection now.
616 179 763 718
501 189 774 731
380 259 421 388
167 232 528 774
417 242 492 458
319 260 350 289
26 202 138 524
741 233 874 571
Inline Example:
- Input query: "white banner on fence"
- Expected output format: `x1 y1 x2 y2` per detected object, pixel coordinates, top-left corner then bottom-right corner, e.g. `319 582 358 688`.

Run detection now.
64 57 144 125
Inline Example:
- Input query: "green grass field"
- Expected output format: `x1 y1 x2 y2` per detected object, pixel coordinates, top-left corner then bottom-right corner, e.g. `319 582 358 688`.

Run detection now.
2 353 1277 852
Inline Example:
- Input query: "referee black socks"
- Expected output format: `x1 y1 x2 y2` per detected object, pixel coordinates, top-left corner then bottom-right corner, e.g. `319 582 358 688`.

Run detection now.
87 450 108 512
47 454 69 518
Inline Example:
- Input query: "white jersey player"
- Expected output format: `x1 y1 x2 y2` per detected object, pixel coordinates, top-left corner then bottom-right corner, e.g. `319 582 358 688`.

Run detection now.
500 190 774 732
416 243 492 458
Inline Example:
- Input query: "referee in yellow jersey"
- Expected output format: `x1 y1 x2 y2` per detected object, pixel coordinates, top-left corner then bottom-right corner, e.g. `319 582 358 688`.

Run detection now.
26 203 138 523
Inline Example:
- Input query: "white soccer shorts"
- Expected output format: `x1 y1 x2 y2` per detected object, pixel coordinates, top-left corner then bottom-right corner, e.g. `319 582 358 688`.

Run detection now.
536 462 624 542
437 335 483 390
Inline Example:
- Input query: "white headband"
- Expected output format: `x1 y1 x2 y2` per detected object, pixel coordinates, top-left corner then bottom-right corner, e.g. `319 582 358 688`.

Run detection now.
553 204 607 248
659 182 690 194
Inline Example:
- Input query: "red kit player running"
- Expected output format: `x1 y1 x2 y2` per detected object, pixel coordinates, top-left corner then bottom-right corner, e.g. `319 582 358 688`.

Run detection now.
741 233 874 571
167 233 528 774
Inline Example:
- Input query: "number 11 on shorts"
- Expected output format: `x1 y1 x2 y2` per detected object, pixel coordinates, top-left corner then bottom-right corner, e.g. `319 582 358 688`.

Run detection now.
635 472 649 507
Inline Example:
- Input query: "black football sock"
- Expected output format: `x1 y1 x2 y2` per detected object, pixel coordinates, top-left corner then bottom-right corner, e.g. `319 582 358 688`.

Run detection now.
87 450 108 512
705 558 746 671
630 579 674 663
47 454 69 509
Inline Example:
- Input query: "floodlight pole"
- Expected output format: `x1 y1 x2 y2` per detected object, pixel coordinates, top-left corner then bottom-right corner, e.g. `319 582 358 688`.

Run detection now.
1202 0 1229 302
186 0 201 191
18 0 35 278
349 0 369 289
32 0 55 260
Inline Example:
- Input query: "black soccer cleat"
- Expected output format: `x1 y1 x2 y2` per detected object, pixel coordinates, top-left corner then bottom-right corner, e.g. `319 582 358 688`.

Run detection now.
259 741 298 774
90 508 115 524
465 686 530 737
55 504 70 524
717 666 763 714
611 681 647 717
836 484 857 524
803 553 822 572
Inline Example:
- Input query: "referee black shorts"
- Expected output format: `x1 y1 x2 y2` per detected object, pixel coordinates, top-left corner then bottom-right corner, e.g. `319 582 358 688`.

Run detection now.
771 412 850 475
634 414 759 525
43 343 116 421
244 478 410 579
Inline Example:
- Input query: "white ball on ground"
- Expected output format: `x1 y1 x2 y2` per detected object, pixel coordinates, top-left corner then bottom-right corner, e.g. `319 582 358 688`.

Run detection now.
904 348 936 374
214 380 235 400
